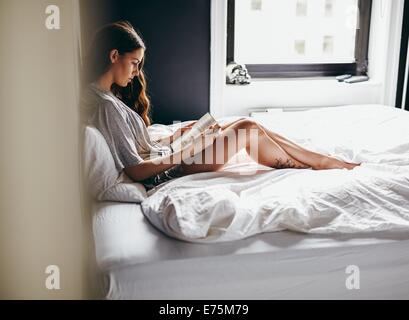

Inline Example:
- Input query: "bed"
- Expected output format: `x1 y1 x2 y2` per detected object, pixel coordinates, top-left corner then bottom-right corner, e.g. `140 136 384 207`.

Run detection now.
91 104 409 299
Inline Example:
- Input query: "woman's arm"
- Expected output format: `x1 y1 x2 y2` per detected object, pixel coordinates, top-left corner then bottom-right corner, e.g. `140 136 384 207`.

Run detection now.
124 154 183 182
124 129 213 182
154 121 197 146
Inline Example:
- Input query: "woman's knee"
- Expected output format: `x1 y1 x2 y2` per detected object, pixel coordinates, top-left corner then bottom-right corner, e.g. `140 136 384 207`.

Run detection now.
231 119 266 148
234 119 260 131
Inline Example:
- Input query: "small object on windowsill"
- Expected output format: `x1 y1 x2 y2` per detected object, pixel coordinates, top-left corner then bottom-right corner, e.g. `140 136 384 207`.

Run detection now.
336 74 352 82
249 111 266 117
226 61 251 85
266 108 284 113
343 75 369 84
249 108 285 117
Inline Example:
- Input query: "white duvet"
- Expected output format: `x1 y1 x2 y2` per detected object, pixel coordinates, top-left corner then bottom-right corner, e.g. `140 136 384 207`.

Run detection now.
142 105 409 242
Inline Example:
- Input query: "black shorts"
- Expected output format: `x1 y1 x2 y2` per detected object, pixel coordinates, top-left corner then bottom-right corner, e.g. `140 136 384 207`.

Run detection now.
141 164 185 190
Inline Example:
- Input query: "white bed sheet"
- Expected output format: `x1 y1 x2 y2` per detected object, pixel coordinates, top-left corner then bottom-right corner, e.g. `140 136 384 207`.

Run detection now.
93 201 409 299
142 105 409 242
92 104 409 299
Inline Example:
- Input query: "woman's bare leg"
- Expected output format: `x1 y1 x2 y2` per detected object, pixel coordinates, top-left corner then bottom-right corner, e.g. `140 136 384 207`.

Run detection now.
220 119 360 170
220 119 325 166
181 120 309 175
258 125 360 170
210 119 359 170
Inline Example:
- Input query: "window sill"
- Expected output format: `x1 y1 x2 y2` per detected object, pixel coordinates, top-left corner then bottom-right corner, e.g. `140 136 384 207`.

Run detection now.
221 76 384 117
228 76 382 87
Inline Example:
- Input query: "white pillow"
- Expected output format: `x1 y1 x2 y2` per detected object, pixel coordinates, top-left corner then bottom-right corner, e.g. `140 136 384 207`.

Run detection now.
83 126 147 203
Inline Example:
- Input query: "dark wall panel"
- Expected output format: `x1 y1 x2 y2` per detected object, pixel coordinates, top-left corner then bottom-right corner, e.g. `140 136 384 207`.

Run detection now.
395 0 409 110
80 0 211 124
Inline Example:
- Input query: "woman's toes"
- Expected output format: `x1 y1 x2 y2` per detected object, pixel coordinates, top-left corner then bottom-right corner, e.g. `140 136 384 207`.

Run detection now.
315 157 352 170
344 162 361 170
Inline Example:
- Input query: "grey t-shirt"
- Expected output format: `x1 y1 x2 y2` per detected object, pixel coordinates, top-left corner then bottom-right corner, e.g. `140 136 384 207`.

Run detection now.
81 82 171 172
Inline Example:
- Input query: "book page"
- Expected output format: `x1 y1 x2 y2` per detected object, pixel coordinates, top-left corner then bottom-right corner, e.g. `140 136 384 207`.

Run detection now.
171 113 220 152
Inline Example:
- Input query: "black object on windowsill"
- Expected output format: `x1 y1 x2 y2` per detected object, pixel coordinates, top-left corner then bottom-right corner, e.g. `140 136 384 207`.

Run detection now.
343 75 370 83
226 62 251 85
336 74 353 82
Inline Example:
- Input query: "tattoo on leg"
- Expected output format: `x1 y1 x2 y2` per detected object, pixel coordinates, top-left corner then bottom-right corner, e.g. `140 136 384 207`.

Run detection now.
273 157 306 169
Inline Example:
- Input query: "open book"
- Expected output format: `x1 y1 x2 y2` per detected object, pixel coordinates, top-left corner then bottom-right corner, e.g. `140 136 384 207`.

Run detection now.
171 113 221 152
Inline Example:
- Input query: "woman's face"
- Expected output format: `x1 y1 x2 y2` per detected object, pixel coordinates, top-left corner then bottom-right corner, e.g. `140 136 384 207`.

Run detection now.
110 48 145 87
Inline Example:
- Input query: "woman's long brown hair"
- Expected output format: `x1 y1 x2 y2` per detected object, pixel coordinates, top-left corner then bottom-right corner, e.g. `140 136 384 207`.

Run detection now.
82 21 151 126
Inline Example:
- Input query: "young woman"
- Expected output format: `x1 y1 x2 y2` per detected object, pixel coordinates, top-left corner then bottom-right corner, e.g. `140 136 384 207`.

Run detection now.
81 21 360 190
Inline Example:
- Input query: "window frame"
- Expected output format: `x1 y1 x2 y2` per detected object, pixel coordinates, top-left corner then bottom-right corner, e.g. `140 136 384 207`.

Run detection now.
226 0 373 78
396 0 409 109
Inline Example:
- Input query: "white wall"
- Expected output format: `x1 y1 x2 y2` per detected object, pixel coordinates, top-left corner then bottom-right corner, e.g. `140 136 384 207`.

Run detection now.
210 0 405 117
0 0 95 299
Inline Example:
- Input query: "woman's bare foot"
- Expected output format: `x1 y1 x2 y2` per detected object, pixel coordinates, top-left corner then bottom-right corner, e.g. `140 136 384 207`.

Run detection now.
344 161 361 170
314 156 361 170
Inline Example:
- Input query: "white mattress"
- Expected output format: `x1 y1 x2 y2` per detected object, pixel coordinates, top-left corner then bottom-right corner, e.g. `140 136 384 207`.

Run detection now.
92 105 409 299
93 201 409 299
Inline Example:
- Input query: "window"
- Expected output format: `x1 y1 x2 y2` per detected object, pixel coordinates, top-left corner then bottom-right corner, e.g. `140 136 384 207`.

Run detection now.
226 0 372 78
294 40 306 55
323 35 334 54
296 0 308 17
251 0 262 11
325 0 334 17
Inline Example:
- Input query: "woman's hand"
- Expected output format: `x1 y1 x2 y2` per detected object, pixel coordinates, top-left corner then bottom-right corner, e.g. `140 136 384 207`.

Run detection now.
208 123 222 133
182 120 197 131
182 129 220 158
173 121 197 139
